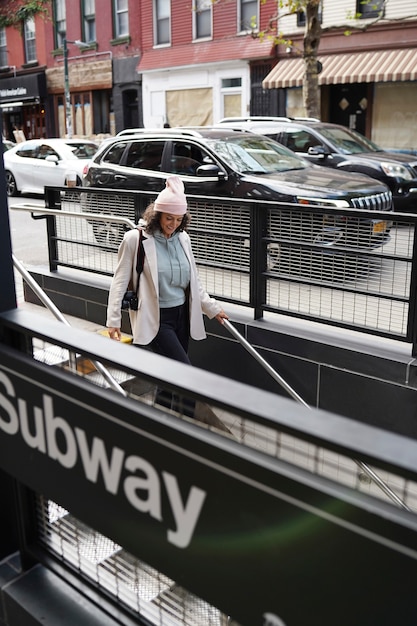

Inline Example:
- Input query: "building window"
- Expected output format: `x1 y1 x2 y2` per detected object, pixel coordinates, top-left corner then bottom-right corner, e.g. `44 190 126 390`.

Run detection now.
239 0 258 32
114 0 129 38
297 4 322 28
221 77 243 118
357 0 384 19
194 0 212 40
54 0 66 48
297 11 306 27
83 0 96 42
24 18 37 63
154 0 170 45
0 27 7 67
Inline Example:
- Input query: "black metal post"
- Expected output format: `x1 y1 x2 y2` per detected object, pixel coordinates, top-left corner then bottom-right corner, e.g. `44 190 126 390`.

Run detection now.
408 223 417 356
0 116 17 312
251 202 267 320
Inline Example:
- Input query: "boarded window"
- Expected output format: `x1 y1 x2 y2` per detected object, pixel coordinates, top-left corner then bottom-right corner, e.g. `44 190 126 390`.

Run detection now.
166 88 213 126
372 82 417 151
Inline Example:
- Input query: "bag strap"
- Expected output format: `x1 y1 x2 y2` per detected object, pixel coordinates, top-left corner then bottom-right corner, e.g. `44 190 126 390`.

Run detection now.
135 228 146 295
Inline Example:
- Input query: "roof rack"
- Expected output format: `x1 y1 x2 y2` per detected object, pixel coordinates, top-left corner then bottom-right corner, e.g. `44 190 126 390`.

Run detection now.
218 116 321 123
115 127 204 138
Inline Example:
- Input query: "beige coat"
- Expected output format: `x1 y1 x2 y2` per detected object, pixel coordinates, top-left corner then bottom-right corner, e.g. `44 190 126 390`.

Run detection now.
106 228 222 345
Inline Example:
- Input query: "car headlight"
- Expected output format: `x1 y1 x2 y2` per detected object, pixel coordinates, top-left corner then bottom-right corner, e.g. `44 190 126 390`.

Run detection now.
380 162 413 180
297 197 350 208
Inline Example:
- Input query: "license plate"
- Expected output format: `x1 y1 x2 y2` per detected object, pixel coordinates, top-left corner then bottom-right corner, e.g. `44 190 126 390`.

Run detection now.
373 221 387 234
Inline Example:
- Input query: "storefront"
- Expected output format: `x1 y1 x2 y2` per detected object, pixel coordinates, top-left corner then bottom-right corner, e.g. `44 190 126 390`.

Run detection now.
0 72 47 141
139 61 251 129
262 47 417 150
46 54 113 139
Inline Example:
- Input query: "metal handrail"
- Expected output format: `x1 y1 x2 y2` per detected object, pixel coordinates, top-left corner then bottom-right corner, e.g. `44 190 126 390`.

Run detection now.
223 319 411 511
10 203 137 228
13 255 127 397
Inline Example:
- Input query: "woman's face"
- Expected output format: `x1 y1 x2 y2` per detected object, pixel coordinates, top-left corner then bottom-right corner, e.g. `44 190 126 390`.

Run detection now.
159 212 184 238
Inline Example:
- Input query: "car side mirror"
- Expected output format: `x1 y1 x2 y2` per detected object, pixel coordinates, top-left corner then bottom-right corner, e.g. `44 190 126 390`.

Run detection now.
45 155 59 164
196 164 226 180
308 145 330 159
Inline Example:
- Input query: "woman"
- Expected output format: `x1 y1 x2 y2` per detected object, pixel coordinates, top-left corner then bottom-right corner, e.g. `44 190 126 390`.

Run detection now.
106 175 228 366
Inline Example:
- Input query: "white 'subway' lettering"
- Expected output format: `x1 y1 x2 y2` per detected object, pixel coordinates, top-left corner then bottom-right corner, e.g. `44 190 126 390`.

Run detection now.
0 371 206 548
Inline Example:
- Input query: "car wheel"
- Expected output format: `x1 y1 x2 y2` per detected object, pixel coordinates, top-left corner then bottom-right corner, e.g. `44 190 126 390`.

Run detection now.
5 171 19 197
92 220 125 247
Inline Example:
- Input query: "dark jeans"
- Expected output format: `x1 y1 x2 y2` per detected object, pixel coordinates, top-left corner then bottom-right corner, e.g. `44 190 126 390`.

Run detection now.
150 303 191 364
149 303 195 416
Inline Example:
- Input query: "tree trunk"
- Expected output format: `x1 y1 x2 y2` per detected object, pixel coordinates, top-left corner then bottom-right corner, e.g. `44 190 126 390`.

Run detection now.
303 0 322 119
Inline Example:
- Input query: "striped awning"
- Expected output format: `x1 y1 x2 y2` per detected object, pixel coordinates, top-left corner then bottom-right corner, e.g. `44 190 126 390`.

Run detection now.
262 48 417 89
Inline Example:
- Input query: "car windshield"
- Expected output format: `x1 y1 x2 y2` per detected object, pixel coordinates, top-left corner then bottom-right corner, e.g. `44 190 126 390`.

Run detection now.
67 143 98 158
208 135 310 173
319 126 382 155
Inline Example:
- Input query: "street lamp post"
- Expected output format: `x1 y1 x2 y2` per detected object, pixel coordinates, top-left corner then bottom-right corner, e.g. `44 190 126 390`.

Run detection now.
63 38 72 139
63 38 88 139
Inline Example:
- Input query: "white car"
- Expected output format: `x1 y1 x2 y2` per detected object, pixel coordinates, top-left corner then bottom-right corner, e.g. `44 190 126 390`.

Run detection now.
3 138 98 196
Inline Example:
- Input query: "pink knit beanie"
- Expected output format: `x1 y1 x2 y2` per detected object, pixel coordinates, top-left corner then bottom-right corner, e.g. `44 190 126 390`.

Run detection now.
154 176 187 215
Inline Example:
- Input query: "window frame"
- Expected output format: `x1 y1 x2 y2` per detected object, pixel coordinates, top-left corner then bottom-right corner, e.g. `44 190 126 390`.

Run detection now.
154 0 171 46
239 0 258 33
193 0 212 41
54 0 66 49
0 27 7 68
297 2 323 28
24 18 37 63
113 0 129 38
82 0 96 43
356 0 384 19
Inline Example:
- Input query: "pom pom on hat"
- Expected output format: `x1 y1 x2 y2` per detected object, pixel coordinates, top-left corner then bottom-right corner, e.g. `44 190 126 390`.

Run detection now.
154 176 187 215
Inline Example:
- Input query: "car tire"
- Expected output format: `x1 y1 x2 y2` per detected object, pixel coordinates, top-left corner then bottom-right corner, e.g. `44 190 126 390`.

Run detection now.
5 171 19 197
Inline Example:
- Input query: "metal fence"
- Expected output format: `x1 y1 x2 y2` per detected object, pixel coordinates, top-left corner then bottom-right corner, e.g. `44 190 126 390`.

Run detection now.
15 186 417 353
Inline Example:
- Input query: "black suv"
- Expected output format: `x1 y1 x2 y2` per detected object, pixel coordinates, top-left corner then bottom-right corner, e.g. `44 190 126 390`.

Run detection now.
83 127 392 255
84 127 392 208
217 117 417 212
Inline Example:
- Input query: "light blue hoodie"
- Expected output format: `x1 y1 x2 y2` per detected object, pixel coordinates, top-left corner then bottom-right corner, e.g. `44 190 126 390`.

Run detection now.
154 229 191 308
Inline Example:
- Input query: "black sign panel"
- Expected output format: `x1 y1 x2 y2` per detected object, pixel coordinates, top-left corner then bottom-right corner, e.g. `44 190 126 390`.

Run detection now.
1 345 417 625
0 72 46 103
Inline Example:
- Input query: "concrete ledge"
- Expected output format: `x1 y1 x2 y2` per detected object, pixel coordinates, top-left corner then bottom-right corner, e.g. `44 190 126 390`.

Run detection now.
0 559 133 626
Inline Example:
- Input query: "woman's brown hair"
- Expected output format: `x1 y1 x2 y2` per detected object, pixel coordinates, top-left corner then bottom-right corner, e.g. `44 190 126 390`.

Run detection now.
142 202 191 235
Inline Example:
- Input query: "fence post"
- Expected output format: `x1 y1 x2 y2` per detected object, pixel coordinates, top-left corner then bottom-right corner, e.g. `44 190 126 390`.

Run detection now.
44 187 60 272
408 223 417 357
251 202 267 321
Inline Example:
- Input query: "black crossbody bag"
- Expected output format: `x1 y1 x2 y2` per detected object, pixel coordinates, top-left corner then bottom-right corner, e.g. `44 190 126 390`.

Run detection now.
121 228 146 311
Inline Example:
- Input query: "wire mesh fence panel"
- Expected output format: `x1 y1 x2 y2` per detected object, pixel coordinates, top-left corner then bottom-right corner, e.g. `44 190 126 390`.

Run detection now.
265 209 415 337
53 189 139 274
17 188 417 343
187 198 251 303
36 497 231 626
